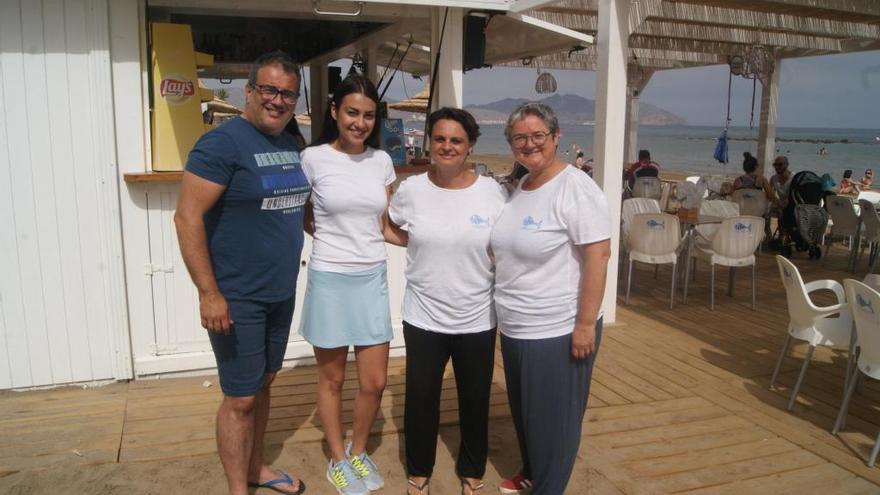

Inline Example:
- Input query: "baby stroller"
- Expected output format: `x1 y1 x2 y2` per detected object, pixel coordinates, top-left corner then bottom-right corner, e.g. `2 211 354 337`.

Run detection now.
779 171 829 259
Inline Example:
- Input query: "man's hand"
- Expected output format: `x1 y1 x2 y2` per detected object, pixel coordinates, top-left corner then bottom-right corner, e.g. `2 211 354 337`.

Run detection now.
200 290 232 335
571 321 596 360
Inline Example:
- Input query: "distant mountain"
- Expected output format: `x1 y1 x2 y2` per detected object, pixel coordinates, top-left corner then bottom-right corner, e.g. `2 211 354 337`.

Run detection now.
465 93 686 126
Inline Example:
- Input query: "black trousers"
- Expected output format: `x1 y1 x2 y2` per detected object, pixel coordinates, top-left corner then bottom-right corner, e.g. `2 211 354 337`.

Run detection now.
403 321 497 478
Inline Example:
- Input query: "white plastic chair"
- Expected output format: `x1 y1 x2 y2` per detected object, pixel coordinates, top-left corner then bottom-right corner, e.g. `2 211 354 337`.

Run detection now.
625 213 682 309
859 199 880 273
731 189 769 218
693 216 764 310
858 190 880 205
696 200 740 243
834 279 880 466
824 194 861 267
685 175 711 199
771 256 854 411
621 198 661 243
632 177 662 200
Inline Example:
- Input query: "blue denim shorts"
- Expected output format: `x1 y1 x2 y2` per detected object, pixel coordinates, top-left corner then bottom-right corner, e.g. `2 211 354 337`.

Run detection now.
208 296 295 397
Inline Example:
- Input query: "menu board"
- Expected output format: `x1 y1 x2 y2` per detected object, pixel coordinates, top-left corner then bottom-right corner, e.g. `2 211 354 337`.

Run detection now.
381 118 406 166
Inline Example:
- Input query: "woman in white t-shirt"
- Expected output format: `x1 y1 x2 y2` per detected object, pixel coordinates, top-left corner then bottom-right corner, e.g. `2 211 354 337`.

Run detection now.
388 108 506 495
299 74 397 495
491 102 611 495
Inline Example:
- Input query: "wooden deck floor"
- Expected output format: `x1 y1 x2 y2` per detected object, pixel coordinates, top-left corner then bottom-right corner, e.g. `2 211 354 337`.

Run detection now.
2 248 880 493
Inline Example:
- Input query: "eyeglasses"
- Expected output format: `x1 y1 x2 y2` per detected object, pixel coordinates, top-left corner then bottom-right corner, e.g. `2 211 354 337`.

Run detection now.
249 83 300 104
511 131 552 148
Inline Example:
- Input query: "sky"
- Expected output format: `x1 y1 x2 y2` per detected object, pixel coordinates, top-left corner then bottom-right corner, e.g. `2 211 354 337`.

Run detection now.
208 49 880 130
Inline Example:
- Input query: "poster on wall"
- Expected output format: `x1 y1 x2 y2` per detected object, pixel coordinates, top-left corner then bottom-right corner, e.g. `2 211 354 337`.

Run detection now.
381 118 406 166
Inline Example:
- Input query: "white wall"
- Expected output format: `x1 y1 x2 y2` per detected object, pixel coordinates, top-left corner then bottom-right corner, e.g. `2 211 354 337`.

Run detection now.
0 0 131 389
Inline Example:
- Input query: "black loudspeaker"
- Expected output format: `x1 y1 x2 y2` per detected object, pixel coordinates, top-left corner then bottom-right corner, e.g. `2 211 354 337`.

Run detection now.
464 14 489 72
328 66 342 94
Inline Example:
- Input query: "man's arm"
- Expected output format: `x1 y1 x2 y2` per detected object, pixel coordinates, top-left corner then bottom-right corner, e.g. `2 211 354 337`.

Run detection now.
174 171 231 334
571 239 612 359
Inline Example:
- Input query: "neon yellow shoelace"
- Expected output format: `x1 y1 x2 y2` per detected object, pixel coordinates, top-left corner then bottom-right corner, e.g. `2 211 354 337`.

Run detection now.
350 456 370 478
330 466 349 487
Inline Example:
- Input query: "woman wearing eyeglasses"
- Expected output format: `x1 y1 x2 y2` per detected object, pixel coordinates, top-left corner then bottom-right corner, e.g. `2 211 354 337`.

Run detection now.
388 107 506 495
491 102 611 495
299 73 398 495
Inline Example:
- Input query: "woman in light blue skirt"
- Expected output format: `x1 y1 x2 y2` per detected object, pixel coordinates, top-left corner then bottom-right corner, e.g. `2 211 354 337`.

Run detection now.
299 73 402 495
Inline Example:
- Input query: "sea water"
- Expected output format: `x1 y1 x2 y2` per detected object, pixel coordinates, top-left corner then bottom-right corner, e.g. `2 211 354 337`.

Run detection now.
472 124 880 179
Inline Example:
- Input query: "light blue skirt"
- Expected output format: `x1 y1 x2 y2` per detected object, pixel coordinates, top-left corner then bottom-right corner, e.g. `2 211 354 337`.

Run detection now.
298 263 393 349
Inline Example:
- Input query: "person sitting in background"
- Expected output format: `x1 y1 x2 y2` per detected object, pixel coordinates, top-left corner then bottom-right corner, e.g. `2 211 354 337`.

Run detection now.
838 169 858 195
625 149 660 190
860 169 874 190
769 155 793 222
732 152 770 197
575 151 594 177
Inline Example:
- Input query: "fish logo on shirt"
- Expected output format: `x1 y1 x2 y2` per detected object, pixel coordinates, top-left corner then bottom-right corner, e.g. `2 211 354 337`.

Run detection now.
646 219 665 230
856 293 875 314
522 216 543 230
734 222 752 233
470 215 490 228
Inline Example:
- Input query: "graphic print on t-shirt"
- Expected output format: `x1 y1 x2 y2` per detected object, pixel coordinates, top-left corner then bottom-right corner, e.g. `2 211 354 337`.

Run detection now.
470 214 491 228
256 151 310 213
522 216 543 230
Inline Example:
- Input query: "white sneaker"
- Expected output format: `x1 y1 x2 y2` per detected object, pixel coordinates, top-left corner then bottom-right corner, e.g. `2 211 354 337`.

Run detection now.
346 442 385 491
326 458 368 495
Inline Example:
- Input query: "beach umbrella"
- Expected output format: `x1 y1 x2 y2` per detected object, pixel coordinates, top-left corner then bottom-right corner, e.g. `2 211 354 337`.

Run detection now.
713 129 729 164
388 85 430 114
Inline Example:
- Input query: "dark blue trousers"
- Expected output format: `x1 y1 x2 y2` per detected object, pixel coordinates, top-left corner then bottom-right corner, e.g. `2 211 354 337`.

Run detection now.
501 319 603 495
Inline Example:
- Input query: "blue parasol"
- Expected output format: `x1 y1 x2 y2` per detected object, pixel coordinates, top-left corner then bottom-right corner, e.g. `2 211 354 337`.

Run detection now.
713 128 729 164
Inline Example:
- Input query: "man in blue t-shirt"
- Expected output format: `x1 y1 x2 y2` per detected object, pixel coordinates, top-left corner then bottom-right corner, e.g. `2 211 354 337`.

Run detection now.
175 51 308 495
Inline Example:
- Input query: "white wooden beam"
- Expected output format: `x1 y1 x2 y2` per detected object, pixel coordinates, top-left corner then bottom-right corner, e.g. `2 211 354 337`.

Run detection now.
430 7 463 109
757 57 782 177
109 0 147 381
593 0 628 324
509 0 565 13
624 66 653 168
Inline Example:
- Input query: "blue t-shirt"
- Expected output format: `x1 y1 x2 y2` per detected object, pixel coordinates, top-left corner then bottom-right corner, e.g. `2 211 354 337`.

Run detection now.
185 117 310 302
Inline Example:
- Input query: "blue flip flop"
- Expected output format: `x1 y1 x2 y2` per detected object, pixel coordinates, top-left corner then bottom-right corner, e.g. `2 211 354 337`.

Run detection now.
247 469 306 495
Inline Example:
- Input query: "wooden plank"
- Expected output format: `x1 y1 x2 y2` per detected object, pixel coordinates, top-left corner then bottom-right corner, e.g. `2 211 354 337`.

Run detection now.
20 0 76 385
604 423 773 461
0 0 41 388
64 0 117 381
123 171 184 183
586 404 729 436
622 437 798 478
641 449 825 493
685 462 874 495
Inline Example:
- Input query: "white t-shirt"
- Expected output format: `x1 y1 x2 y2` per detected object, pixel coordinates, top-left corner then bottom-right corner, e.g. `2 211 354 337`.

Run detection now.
301 144 396 272
491 165 611 340
389 173 507 334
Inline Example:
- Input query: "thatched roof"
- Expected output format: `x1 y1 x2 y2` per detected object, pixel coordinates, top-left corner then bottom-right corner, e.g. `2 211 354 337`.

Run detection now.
388 85 430 114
